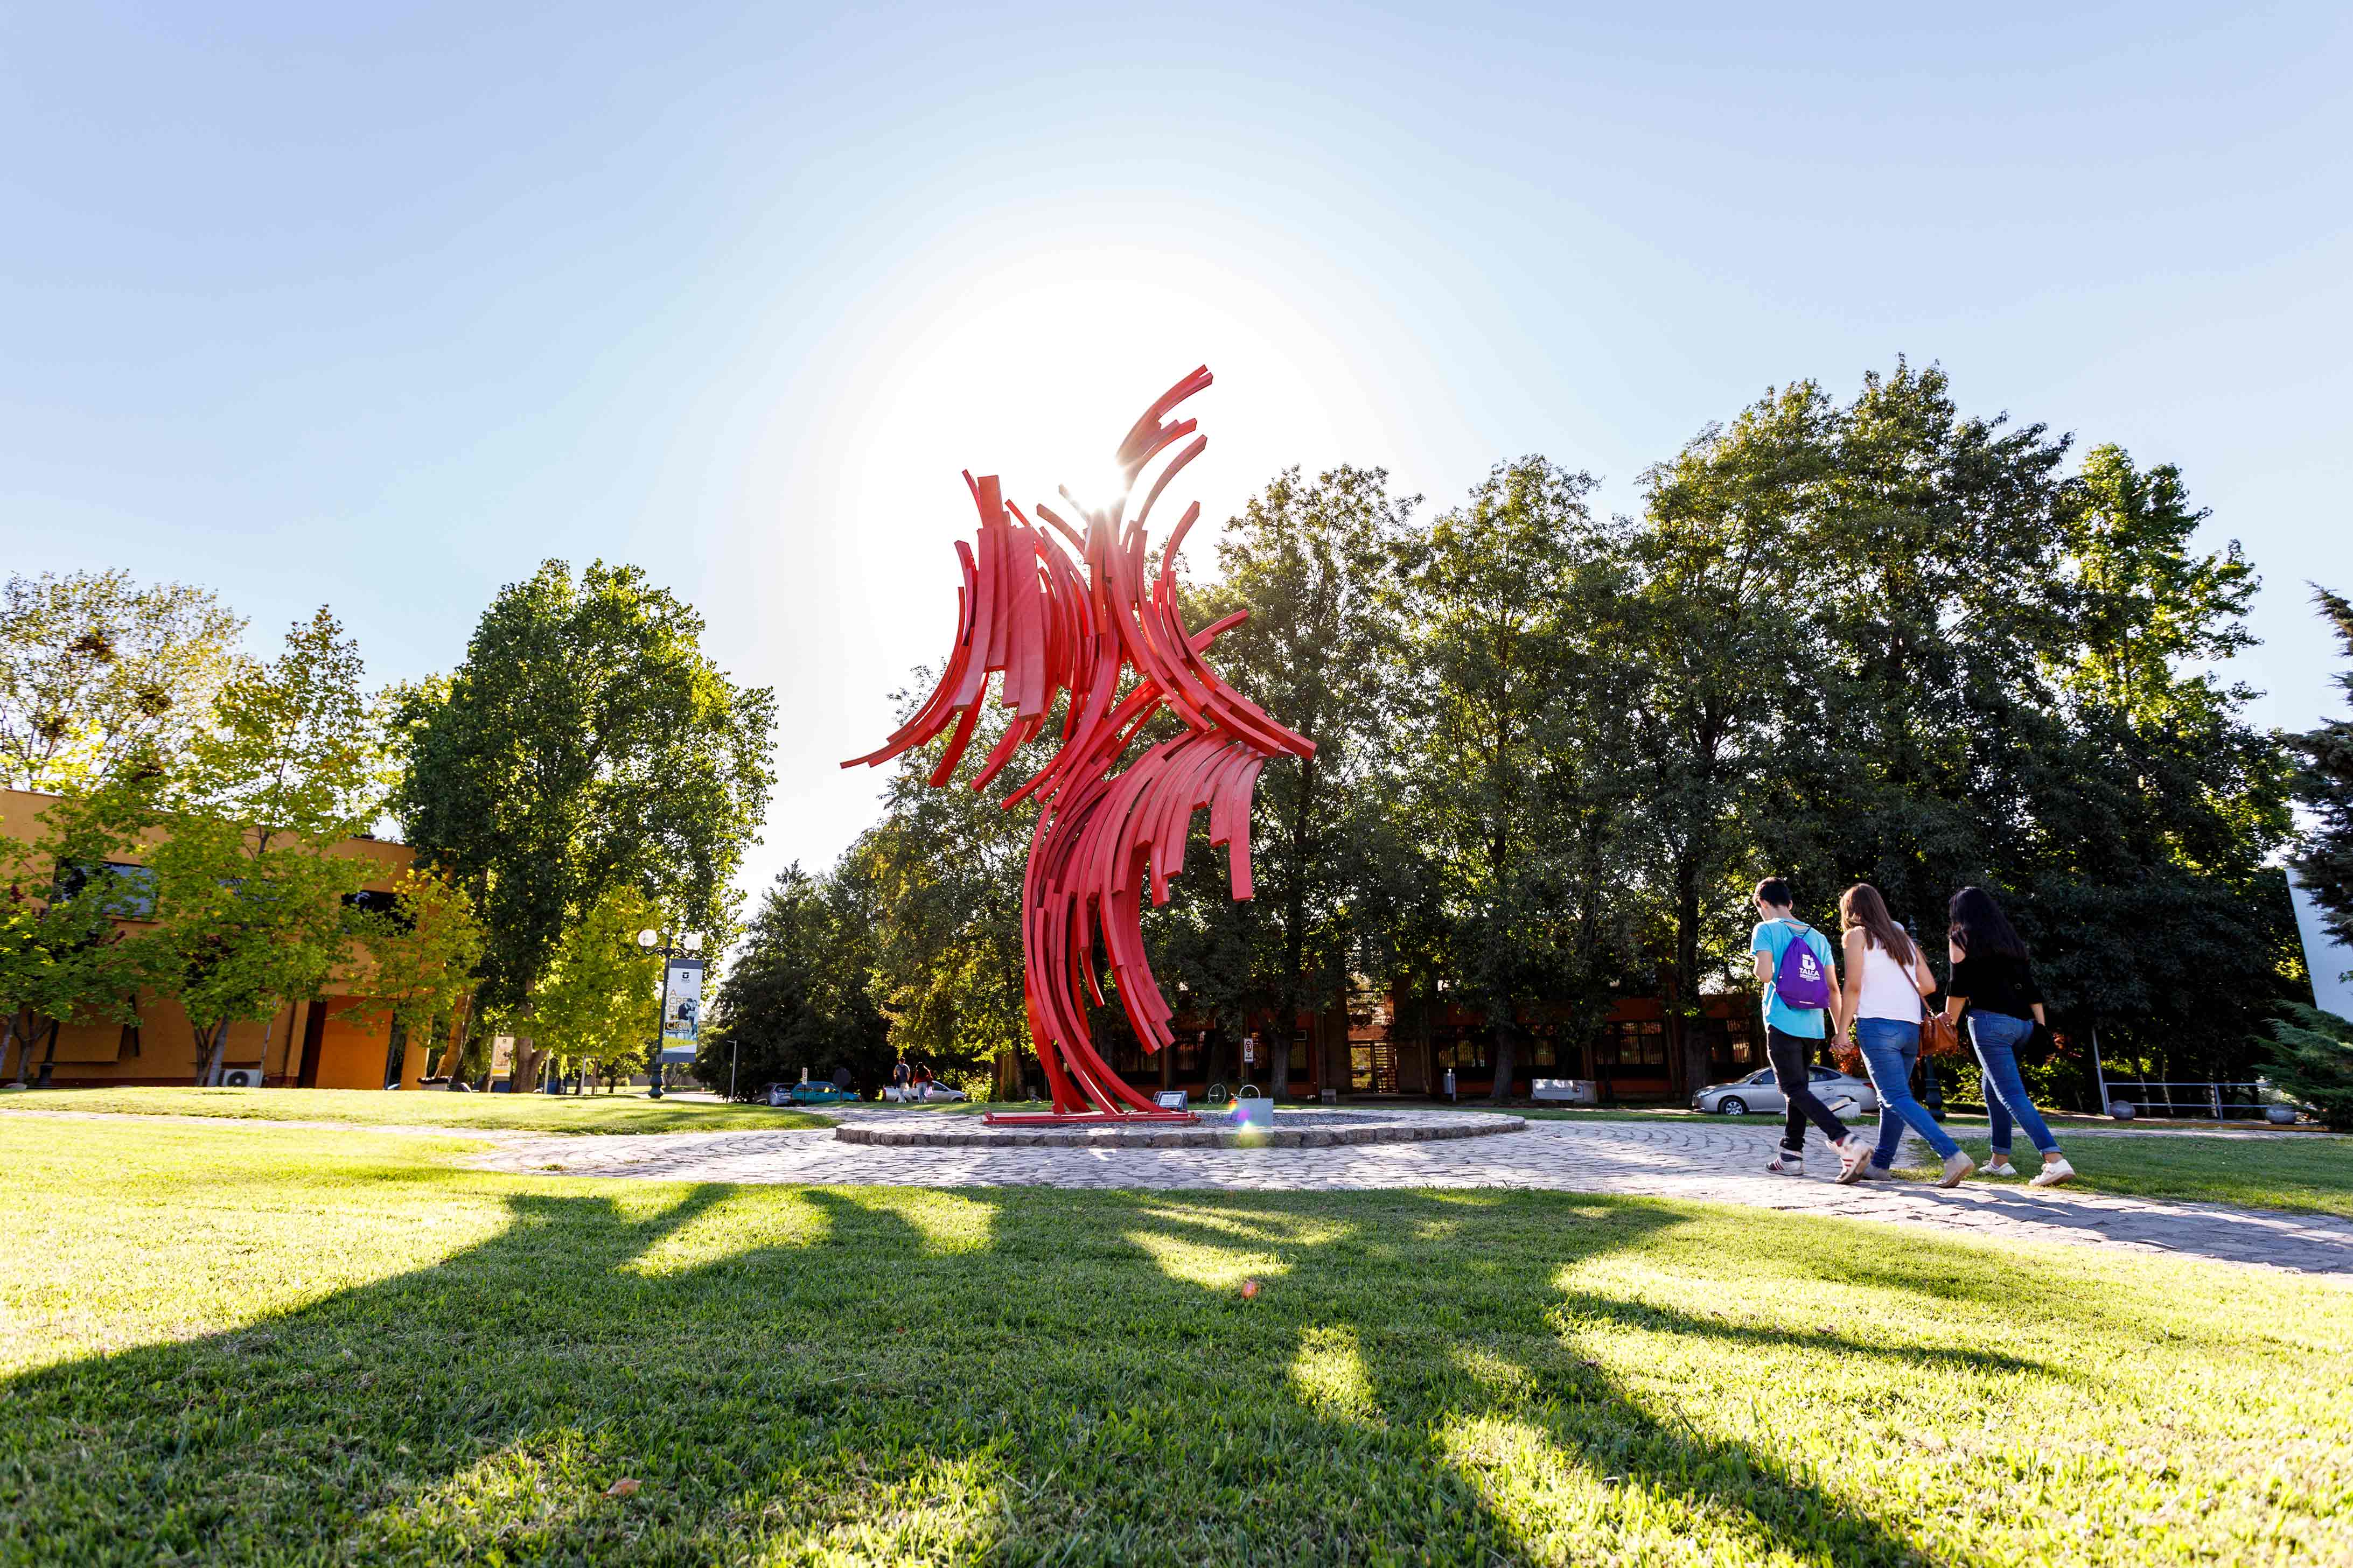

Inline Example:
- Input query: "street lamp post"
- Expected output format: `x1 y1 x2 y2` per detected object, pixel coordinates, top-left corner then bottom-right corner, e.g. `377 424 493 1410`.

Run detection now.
637 926 703 1099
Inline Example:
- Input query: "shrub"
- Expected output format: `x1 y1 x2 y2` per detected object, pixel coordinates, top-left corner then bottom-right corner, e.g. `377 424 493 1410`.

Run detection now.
2257 1003 2353 1131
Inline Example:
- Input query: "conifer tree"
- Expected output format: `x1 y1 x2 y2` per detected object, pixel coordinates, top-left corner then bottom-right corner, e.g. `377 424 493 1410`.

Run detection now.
2290 587 2353 961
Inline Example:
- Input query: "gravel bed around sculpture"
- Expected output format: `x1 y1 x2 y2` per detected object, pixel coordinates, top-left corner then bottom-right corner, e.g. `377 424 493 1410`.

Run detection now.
830 1108 1524 1150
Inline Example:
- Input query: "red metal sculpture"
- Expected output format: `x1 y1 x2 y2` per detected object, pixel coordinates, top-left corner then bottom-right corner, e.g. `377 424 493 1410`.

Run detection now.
845 367 1314 1123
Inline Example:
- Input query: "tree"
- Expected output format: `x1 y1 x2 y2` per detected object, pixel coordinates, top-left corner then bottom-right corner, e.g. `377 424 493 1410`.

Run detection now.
856 692 1036 1090
346 869 485 1087
2060 445 2258 723
2257 1003 2353 1131
391 561 777 1019
147 608 387 1084
525 885 662 1091
0 786 156 1086
1181 465 1416 1096
2020 449 2293 1093
2290 587 2353 962
1619 387 1827 1083
0 570 245 793
1396 457 1619 1103
696 862 888 1100
1788 361 2072 931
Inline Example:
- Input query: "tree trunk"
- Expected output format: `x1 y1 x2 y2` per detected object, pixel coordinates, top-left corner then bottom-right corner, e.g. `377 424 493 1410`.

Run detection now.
1276 749 1317 1105
1489 1007 1521 1104
3 1011 23 1087
435 1017 466 1080
510 1036 539 1094
193 1021 228 1086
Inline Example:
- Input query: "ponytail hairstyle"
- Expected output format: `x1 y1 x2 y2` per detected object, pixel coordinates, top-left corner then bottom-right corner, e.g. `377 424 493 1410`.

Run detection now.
1839 883 1915 967
1947 886 2029 960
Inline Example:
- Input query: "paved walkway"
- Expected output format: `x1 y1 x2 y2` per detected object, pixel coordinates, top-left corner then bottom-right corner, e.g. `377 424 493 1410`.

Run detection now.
471 1110 2353 1281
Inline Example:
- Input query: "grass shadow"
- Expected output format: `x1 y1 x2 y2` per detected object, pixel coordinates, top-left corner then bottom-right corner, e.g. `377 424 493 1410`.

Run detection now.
6 1157 2326 1564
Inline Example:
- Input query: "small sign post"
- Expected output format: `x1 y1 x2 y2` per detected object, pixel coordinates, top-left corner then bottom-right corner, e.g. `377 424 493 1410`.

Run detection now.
636 927 706 1098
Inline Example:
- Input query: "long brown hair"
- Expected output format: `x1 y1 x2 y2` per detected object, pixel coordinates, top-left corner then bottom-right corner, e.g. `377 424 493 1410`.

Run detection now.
1839 884 1915 967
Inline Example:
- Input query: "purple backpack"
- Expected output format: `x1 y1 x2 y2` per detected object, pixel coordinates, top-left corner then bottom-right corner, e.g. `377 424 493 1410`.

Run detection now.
1770 922 1833 1010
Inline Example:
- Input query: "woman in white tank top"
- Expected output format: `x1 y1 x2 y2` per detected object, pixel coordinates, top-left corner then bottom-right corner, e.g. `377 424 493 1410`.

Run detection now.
1837 884 1972 1187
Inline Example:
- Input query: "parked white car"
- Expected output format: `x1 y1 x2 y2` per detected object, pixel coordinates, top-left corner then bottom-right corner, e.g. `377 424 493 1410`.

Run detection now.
1693 1065 1879 1117
882 1082 968 1104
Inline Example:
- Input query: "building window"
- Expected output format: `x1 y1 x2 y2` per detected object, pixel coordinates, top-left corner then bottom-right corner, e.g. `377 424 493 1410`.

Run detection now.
56 861 158 919
1605 1021 1666 1069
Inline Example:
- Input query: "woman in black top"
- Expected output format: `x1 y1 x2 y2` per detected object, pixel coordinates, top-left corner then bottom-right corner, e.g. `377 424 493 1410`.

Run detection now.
1941 887 2074 1186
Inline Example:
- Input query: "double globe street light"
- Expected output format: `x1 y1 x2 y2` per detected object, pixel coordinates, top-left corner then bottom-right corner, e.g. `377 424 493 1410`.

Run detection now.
635 926 702 1100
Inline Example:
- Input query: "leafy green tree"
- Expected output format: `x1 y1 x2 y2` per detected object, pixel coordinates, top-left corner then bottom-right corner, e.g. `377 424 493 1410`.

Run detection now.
1786 361 2072 932
1395 456 1624 1102
390 560 777 1019
148 608 386 1084
525 884 662 1091
1178 465 1417 1096
2059 446 2258 723
0 786 156 1086
1620 385 1827 1075
2019 450 2292 1093
347 869 485 1088
0 570 246 793
2290 587 2353 961
697 862 889 1100
2257 1003 2353 1131
856 689 1038 1090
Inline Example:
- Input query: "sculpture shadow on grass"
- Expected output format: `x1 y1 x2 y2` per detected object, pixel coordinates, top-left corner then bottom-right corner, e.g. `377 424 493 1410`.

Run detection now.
2 1181 2093 1565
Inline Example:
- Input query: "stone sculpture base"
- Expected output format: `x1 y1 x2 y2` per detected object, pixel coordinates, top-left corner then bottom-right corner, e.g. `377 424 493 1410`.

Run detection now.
834 1108 1523 1151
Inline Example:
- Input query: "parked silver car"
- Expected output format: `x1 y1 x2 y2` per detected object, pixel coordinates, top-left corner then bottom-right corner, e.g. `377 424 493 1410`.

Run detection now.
1693 1065 1879 1117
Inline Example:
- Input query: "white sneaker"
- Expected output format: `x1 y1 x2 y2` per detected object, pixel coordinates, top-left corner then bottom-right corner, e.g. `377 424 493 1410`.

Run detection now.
1835 1136 1876 1184
1765 1152 1805 1177
2030 1156 2076 1188
1937 1151 1977 1188
1982 1158 2019 1178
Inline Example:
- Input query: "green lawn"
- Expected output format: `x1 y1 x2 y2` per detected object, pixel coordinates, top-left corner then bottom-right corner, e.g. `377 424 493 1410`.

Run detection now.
1897 1131 2353 1218
4 1117 2348 1564
0 1084 828 1134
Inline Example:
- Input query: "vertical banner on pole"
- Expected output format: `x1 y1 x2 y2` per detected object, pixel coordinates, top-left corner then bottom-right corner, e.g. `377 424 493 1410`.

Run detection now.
660 957 704 1065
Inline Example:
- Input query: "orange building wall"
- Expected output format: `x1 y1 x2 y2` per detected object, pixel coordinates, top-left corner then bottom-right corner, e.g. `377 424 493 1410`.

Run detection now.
308 998 410 1090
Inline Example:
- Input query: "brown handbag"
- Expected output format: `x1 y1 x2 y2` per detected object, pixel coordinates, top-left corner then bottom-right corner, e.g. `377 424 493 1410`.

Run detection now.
1920 1009 1962 1060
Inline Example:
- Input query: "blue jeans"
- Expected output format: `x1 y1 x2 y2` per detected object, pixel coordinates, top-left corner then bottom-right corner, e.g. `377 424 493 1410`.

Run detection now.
1856 1018 1960 1167
1969 1010 2058 1157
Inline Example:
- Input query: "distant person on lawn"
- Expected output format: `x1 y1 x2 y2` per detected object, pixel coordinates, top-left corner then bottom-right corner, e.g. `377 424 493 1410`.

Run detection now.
1750 878 1874 1178
1945 887 2075 1187
1837 883 1973 1188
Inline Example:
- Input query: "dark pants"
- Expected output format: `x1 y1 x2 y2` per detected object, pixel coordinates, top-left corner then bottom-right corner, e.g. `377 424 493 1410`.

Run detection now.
1769 1026 1849 1156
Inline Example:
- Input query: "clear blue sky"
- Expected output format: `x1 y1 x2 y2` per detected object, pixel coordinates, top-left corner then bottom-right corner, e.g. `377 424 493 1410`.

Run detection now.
4 3 2348 910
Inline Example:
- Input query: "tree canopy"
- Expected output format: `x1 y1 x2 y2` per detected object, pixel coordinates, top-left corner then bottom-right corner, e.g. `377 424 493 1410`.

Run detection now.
0 570 245 794
390 559 777 1018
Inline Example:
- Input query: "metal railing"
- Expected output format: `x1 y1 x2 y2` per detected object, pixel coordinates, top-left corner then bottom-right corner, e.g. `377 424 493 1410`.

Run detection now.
2100 1079 2275 1122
